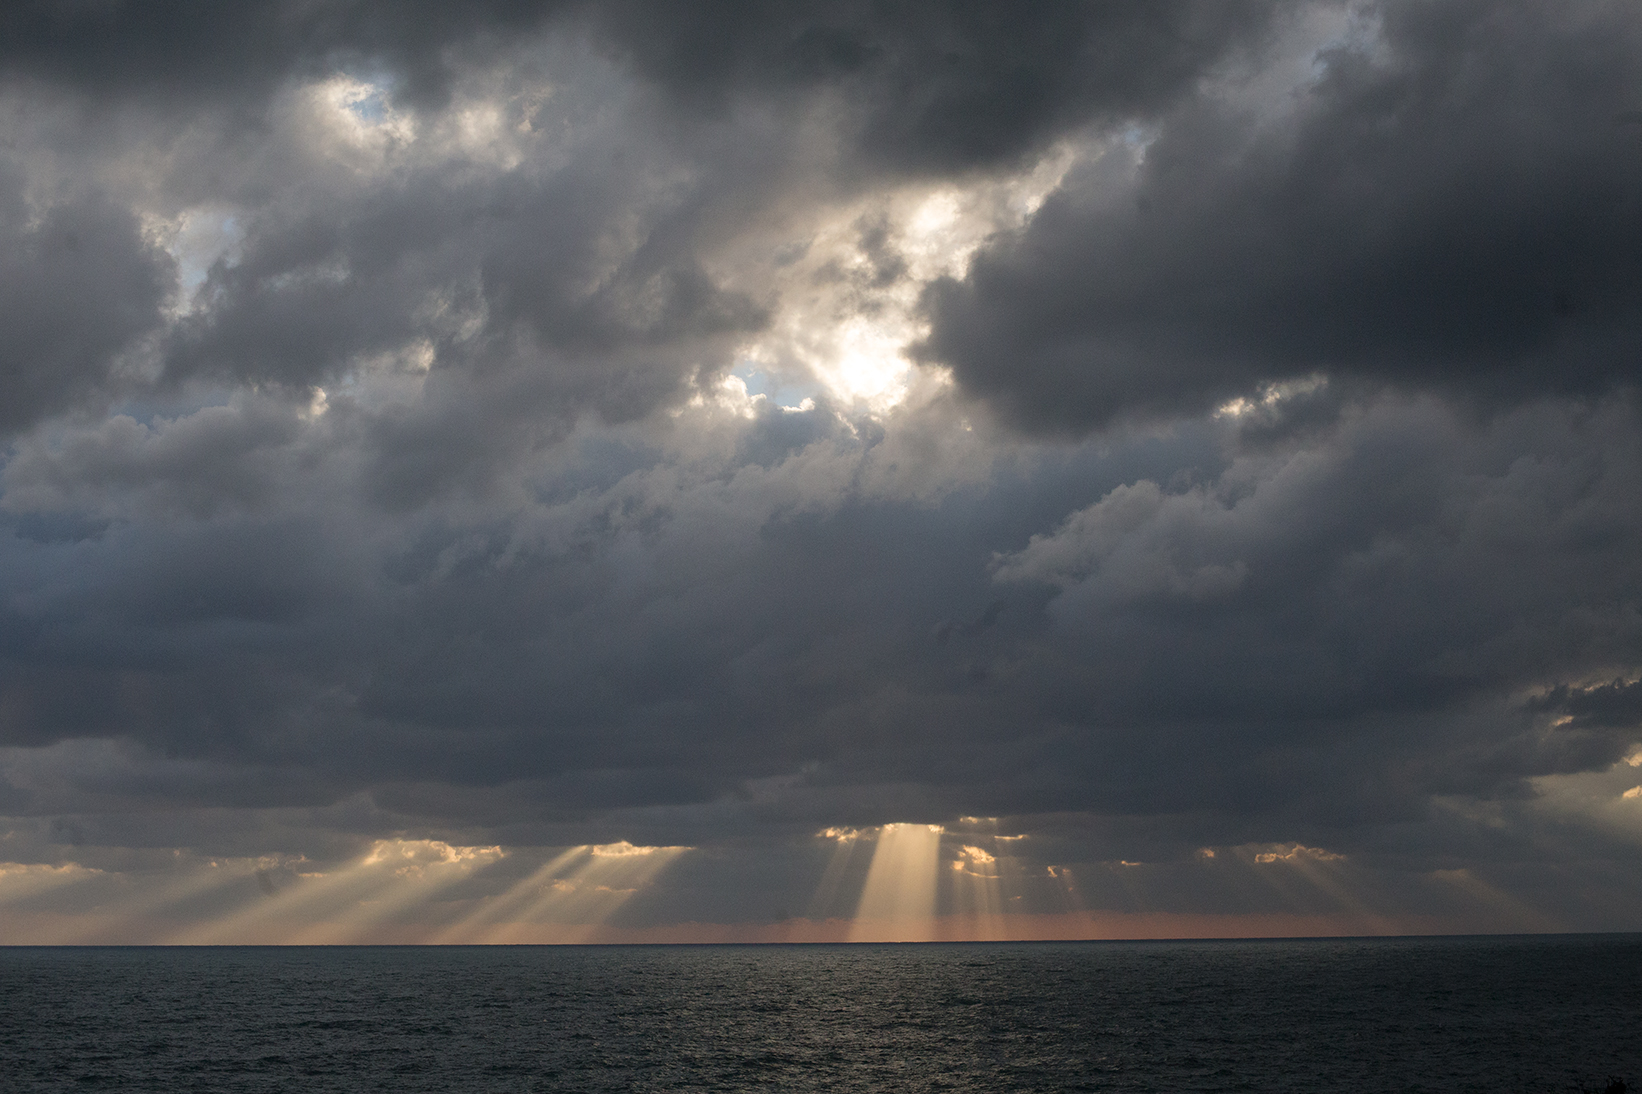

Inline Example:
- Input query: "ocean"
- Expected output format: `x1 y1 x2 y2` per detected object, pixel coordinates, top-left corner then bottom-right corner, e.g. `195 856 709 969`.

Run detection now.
2 935 1638 1092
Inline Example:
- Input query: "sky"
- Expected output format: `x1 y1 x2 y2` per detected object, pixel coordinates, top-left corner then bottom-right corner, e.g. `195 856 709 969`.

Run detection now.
1 0 1641 944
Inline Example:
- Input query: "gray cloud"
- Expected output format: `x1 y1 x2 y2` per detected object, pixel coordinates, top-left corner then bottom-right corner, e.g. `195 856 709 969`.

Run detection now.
1 0 1640 937
3 393 1636 836
0 1 571 107
0 173 172 431
922 0 1642 431
3 0 1284 174
151 87 770 437
1531 678 1642 731
588 0 1285 175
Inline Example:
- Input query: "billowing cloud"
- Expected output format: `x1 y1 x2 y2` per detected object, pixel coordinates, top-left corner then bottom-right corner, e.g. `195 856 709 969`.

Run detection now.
922 0 1642 430
0 176 172 431
588 0 1285 175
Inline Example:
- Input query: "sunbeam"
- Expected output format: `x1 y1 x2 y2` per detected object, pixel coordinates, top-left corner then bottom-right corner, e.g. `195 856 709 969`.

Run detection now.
849 823 944 941
1429 868 1562 934
431 845 590 944
807 826 866 920
477 842 692 943
0 861 103 905
949 842 1003 939
170 840 502 945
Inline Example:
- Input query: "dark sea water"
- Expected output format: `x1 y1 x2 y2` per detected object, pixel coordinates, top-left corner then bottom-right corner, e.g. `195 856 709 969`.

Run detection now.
2 935 1639 1093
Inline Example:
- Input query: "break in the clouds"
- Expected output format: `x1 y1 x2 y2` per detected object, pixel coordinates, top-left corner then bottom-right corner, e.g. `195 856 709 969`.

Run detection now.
1 0 1640 943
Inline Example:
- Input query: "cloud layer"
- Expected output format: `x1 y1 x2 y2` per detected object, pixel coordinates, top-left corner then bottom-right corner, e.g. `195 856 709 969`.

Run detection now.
924 0 1642 429
1 0 1639 940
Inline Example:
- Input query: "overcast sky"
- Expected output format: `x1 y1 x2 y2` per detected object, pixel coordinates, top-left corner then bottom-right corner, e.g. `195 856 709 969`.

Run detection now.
2 0 1641 943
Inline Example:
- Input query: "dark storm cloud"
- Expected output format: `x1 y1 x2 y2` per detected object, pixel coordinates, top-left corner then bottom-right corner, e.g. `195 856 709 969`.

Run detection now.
587 0 1283 175
0 0 570 106
160 161 765 422
0 0 1290 441
0 171 172 432
3 0 1642 934
1530 678 1642 731
0 403 1206 800
4 392 1637 860
969 391 1642 825
923 0 1642 431
3 1 1283 171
